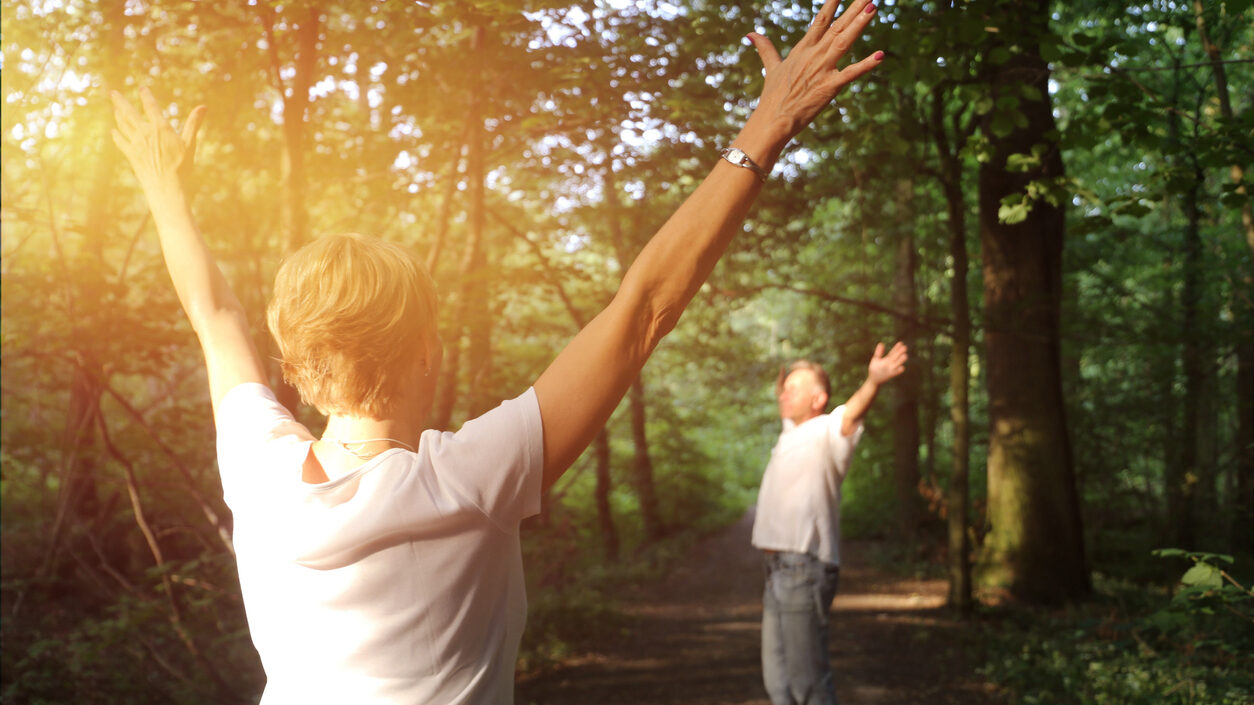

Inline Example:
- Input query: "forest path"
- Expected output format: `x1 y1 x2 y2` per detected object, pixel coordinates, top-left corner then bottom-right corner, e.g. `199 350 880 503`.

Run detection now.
516 509 1004 705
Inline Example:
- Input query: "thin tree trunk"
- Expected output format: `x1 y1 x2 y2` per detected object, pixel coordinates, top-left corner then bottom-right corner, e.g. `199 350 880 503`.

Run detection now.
1192 0 1254 553
931 89 973 613
628 378 665 543
1193 0 1254 256
434 25 490 429
261 4 321 412
1175 161 1204 550
892 193 922 544
604 164 665 543
594 429 620 561
495 206 621 560
1164 60 1203 550
1235 333 1254 554
464 25 494 419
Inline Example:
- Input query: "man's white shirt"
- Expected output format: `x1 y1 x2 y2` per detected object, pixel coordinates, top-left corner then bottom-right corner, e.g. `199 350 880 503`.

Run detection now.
751 405 864 566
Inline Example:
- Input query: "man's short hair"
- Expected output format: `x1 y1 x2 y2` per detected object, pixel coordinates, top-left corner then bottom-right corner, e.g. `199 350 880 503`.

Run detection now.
267 233 438 418
777 359 831 400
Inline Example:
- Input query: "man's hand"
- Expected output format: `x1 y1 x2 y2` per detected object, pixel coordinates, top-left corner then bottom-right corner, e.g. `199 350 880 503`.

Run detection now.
867 341 908 386
840 341 907 436
111 87 206 196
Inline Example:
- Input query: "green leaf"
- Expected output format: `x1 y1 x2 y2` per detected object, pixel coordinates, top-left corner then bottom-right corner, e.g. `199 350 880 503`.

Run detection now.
1180 563 1222 589
999 200 1031 224
1020 84 1044 102
991 112 1016 138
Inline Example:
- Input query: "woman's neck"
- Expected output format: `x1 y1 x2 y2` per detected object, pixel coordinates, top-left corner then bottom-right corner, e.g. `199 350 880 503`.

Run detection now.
303 403 429 484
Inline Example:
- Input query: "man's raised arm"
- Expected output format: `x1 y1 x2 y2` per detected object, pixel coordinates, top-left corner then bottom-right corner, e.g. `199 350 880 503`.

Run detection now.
112 88 267 409
535 0 886 489
840 341 908 436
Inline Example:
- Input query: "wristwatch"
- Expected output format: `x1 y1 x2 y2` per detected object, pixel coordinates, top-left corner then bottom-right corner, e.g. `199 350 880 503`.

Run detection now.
720 147 770 183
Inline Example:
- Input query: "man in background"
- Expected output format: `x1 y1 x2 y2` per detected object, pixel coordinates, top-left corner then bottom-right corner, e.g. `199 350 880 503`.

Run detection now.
751 342 909 705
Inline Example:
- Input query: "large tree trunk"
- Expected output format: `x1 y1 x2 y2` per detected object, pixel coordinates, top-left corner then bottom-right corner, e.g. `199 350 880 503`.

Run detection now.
975 0 1088 603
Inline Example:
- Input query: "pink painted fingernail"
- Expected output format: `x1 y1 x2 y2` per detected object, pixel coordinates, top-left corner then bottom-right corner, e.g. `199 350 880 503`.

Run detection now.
865 3 876 13
874 50 885 61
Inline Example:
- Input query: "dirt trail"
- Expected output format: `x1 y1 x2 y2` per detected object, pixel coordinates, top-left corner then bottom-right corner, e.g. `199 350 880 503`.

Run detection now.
516 509 1003 705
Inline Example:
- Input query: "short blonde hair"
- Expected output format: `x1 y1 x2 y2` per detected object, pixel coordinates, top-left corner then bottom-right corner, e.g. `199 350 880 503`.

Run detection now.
266 233 438 418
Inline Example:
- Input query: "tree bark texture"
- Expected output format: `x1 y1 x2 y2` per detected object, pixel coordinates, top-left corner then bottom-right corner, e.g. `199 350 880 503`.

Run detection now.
976 0 1088 603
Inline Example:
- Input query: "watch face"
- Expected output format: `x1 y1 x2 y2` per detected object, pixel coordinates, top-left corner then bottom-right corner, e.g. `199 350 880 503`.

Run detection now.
726 148 746 163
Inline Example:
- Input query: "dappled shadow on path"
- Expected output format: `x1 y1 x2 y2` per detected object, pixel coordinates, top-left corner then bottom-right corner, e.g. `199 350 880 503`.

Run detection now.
517 509 1003 705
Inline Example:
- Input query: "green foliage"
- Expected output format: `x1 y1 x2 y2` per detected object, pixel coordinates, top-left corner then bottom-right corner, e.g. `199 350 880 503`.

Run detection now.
980 552 1254 704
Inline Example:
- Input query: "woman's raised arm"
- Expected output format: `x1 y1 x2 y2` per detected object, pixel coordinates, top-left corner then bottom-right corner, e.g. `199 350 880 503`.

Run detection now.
534 0 884 488
112 88 268 409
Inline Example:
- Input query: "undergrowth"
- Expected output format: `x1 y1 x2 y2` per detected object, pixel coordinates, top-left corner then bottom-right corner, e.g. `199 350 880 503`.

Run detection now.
978 550 1254 705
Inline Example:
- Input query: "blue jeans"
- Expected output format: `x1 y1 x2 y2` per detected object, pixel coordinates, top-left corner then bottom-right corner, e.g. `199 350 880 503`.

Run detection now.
761 551 841 705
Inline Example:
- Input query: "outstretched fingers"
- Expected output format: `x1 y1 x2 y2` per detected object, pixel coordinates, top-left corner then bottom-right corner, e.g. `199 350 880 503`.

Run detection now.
182 105 207 154
826 49 885 92
110 91 144 138
821 1 878 67
805 0 845 43
826 0 873 39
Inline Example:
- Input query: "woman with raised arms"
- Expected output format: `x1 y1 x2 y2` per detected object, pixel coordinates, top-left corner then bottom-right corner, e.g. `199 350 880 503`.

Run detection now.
110 1 884 702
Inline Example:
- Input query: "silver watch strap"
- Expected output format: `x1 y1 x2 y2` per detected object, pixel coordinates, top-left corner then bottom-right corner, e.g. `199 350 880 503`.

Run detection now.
720 147 769 183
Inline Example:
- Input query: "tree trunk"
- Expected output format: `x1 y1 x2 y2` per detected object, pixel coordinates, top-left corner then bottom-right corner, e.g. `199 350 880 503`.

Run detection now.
1191 0 1254 554
1235 333 1254 554
975 0 1088 603
628 378 665 543
892 198 922 543
1163 59 1205 551
1192 0 1254 256
932 91 974 611
262 4 321 412
594 429 620 561
433 25 491 429
605 164 665 544
463 25 494 419
1173 162 1204 550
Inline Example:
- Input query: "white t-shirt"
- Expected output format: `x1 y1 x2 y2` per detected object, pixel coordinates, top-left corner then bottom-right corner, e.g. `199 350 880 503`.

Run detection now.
750 405 864 566
214 383 544 705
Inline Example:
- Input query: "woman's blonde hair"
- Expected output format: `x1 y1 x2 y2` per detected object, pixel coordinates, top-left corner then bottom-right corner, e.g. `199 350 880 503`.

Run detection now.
266 233 438 418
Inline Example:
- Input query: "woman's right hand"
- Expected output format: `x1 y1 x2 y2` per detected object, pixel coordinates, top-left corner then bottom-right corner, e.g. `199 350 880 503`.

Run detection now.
745 0 883 144
111 87 206 197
